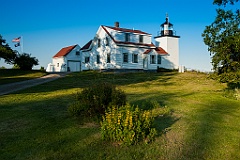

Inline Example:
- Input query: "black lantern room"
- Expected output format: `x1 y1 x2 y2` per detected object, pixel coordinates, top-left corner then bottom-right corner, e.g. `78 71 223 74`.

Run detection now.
159 14 178 37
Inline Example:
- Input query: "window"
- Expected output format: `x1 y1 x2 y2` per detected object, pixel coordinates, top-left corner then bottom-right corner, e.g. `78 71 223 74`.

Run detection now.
76 51 80 55
150 55 156 64
57 63 59 67
98 39 101 47
105 37 109 46
85 57 90 63
132 54 138 63
107 53 111 63
125 33 130 42
157 55 162 64
139 35 143 43
97 55 100 64
123 53 128 63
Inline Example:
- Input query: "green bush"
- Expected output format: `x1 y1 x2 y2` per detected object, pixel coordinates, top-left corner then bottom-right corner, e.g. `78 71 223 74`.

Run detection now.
209 72 240 84
209 72 240 100
219 72 240 84
68 82 126 119
157 67 176 72
40 66 45 71
101 104 157 145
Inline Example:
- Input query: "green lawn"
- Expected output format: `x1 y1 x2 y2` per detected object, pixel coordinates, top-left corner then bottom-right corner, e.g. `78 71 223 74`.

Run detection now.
0 71 240 159
0 69 47 85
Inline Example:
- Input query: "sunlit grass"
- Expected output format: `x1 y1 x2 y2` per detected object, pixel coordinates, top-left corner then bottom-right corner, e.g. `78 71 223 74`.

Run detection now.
0 71 240 159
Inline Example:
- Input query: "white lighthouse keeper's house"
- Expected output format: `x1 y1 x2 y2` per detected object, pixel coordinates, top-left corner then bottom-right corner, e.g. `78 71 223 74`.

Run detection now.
48 15 180 72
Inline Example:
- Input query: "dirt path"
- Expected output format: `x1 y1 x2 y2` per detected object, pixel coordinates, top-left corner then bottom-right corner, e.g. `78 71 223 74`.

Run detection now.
0 73 69 96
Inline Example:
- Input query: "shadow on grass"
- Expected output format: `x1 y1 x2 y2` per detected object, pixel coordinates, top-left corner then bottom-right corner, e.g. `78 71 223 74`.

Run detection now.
0 93 100 159
129 92 193 141
179 97 240 159
0 69 46 85
227 82 240 89
154 115 180 134
0 77 38 85
13 71 178 95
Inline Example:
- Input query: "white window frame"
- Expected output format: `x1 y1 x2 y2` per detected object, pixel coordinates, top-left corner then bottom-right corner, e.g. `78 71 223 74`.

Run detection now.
139 35 143 43
150 55 156 64
97 55 100 64
123 53 128 63
85 57 90 63
125 33 130 42
132 54 138 63
105 37 109 46
98 39 101 48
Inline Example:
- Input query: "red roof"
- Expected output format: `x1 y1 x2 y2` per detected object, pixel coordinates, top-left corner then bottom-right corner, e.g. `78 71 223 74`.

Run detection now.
155 47 168 54
80 40 92 51
53 45 77 58
105 26 151 35
143 49 152 54
143 47 168 55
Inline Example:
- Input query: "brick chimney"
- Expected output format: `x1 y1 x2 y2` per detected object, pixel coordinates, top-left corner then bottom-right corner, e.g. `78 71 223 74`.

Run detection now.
115 22 119 28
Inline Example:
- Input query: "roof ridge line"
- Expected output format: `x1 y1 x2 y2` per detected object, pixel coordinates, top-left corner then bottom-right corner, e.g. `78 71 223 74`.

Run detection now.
103 25 151 35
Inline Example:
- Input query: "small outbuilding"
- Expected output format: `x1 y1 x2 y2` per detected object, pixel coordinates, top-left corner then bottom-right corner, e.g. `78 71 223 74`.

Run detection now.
50 44 81 72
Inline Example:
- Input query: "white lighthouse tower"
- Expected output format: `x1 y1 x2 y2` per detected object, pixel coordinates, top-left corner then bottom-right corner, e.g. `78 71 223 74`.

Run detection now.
154 14 180 70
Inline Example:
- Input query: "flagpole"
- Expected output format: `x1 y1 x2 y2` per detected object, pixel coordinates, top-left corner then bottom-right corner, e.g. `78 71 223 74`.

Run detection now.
21 36 23 53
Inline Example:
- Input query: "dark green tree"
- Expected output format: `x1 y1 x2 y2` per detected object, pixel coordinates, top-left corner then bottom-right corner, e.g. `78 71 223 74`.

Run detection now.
202 0 240 73
0 35 16 64
14 53 39 70
0 34 39 70
213 0 239 6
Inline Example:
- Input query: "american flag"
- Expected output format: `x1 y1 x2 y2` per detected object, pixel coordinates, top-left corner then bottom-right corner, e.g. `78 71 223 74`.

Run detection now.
12 37 21 42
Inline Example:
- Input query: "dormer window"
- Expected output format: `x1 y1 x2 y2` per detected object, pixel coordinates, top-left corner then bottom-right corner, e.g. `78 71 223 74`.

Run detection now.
125 33 130 42
139 35 143 43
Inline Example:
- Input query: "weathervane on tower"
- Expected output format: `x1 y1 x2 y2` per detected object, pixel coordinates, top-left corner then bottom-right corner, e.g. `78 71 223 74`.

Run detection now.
166 13 169 24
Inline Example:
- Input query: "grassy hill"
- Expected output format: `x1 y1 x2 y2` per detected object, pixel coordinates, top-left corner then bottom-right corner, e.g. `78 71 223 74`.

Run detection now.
0 71 239 159
0 69 47 85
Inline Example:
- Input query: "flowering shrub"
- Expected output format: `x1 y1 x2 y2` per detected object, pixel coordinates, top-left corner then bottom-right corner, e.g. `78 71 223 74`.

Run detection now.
101 104 157 145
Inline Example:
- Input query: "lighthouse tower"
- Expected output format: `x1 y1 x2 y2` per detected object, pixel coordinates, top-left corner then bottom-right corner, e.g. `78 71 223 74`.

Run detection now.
154 14 180 70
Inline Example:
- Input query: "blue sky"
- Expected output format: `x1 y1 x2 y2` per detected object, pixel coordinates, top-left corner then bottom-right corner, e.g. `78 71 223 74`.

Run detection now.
1 0 238 71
